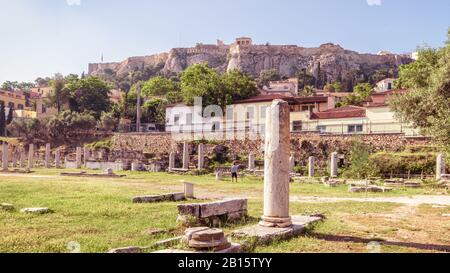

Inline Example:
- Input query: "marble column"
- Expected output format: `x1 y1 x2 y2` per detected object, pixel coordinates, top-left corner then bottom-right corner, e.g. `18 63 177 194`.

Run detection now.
248 153 255 171
308 156 315 178
44 143 51 168
436 153 445 180
19 150 25 169
198 144 204 170
2 143 8 171
182 142 189 170
289 156 295 174
55 149 61 168
260 100 292 228
12 150 17 168
84 147 90 166
330 152 338 178
168 152 175 171
184 182 194 199
76 147 82 169
28 144 34 170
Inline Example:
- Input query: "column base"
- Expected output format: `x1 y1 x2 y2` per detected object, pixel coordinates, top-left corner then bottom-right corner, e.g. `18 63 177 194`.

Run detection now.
259 216 292 228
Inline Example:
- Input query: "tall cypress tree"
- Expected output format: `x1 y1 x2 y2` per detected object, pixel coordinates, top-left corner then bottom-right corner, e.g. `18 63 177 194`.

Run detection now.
6 106 13 125
0 102 5 137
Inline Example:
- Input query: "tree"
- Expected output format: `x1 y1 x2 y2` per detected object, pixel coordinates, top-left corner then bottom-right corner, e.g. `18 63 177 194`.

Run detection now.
390 29 450 147
141 76 179 97
222 69 259 101
258 69 281 87
142 98 167 124
0 102 5 136
395 47 441 89
7 118 45 143
341 83 374 106
299 85 316 97
98 111 118 132
47 74 68 113
47 111 97 142
343 140 380 179
180 64 260 110
180 63 225 108
63 76 111 119
324 82 342 93
6 106 13 125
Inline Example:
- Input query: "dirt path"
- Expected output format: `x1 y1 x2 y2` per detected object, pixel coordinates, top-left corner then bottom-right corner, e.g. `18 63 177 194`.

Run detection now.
290 195 450 206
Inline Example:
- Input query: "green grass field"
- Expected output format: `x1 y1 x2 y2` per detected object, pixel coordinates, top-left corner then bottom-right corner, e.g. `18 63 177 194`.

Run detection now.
0 169 449 253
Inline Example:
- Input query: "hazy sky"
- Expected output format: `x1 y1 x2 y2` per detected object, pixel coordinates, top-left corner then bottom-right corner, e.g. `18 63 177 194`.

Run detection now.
0 0 449 83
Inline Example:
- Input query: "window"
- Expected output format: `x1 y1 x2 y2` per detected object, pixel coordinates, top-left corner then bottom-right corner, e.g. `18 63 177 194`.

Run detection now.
317 126 327 134
8 102 14 109
186 113 192 125
246 107 254 120
226 107 234 120
301 106 310 112
348 124 363 133
260 106 267 119
18 104 24 110
293 121 303 132
42 104 46 114
388 83 392 90
174 115 180 126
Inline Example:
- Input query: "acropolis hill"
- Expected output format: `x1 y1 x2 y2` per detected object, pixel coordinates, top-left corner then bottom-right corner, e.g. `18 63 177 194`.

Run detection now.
88 37 413 81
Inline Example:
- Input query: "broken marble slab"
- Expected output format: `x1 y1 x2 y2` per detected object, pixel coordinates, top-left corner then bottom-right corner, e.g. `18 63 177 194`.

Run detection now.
232 215 323 246
20 208 52 214
132 193 185 203
0 203 14 211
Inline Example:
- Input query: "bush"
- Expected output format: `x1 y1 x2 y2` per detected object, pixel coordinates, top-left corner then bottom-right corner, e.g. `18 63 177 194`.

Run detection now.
370 152 437 175
86 140 113 151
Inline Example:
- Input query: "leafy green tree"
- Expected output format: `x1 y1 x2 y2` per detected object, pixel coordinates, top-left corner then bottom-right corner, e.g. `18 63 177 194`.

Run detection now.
390 29 450 147
166 91 184 104
395 48 441 89
142 98 167 124
63 76 111 119
180 63 225 108
258 69 281 87
343 140 380 179
47 74 68 113
98 111 118 132
324 82 342 93
6 106 13 125
222 69 259 101
341 83 374 106
299 85 316 97
47 111 97 142
7 118 45 143
141 76 179 97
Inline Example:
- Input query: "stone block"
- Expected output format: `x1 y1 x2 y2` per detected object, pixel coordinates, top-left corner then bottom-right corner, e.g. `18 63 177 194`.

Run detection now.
0 203 14 211
199 199 247 218
20 208 52 214
232 215 323 246
108 246 146 254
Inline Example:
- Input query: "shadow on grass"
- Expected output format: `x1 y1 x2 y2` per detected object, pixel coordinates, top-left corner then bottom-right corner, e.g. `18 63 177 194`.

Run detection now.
309 232 450 252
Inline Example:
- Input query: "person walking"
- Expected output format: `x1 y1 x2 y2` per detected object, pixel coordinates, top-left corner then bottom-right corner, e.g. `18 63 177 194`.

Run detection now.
231 162 239 183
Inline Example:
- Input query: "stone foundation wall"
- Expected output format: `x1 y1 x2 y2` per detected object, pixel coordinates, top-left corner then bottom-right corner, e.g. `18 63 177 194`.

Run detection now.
111 132 433 167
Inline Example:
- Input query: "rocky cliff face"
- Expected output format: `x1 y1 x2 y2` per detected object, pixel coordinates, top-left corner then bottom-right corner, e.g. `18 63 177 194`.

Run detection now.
89 42 412 84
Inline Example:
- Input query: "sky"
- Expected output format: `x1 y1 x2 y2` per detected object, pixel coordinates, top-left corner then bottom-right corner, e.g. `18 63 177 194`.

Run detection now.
0 0 449 83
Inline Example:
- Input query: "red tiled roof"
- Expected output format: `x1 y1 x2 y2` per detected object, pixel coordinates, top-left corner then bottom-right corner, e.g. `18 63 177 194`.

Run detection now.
310 106 366 120
372 89 408 96
233 94 295 104
233 94 328 105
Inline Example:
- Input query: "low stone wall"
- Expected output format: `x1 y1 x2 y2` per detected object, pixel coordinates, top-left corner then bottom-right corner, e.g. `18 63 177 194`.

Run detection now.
111 132 433 167
85 161 127 171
